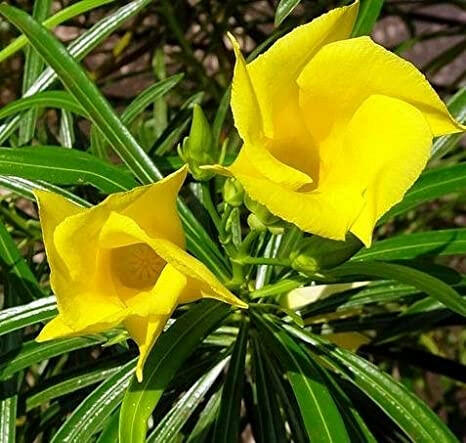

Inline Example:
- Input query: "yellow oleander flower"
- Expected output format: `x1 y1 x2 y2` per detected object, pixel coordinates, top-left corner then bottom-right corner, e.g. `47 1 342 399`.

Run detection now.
35 166 246 381
216 1 464 246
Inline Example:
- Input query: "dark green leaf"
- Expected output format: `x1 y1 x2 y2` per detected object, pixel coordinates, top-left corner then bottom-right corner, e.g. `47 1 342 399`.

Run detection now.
254 313 350 442
212 318 249 443
354 229 466 262
332 261 466 317
381 163 466 221
286 326 458 443
0 221 44 302
186 388 222 443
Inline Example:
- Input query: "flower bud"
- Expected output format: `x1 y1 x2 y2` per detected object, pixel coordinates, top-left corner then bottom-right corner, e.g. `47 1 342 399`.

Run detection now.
223 178 244 207
291 234 363 274
244 194 280 226
179 104 216 181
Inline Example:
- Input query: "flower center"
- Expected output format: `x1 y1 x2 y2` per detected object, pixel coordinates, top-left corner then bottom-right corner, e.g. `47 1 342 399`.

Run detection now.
110 243 165 289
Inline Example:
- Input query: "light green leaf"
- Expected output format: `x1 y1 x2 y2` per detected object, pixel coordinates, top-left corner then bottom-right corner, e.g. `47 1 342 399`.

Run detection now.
352 0 385 37
0 296 56 337
0 146 137 193
274 0 301 27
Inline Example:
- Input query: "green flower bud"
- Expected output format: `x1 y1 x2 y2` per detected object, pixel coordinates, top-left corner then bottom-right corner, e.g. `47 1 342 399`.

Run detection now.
244 194 280 226
179 104 216 181
291 234 363 274
223 178 244 207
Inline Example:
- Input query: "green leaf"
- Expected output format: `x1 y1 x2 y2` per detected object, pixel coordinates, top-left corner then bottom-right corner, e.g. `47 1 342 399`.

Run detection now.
354 229 466 262
274 0 301 27
254 313 350 442
26 357 126 411
381 163 466 221
300 281 419 319
0 220 44 302
91 74 184 157
186 388 222 443
251 337 289 443
96 409 120 443
18 0 52 145
212 318 249 443
0 4 160 185
119 301 231 443
0 91 86 120
50 359 136 443
0 334 112 381
331 261 466 317
0 176 90 207
0 397 16 443
351 0 385 37
286 326 458 443
0 0 116 63
0 296 56 337
431 88 466 159
0 146 137 193
148 358 228 443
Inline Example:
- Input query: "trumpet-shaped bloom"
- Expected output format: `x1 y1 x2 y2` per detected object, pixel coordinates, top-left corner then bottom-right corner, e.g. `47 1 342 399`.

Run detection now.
35 166 246 381
217 1 464 246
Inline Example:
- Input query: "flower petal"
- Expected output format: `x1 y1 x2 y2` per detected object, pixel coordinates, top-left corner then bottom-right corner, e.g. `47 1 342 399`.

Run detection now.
99 211 247 309
231 172 363 240
298 36 464 139
124 315 168 382
345 95 432 246
245 1 359 140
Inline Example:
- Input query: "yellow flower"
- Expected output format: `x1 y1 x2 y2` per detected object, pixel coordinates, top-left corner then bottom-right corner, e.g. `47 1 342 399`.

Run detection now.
34 166 246 381
214 1 464 246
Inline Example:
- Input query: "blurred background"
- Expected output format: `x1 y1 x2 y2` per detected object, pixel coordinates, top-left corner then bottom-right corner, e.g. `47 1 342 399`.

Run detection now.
0 0 465 438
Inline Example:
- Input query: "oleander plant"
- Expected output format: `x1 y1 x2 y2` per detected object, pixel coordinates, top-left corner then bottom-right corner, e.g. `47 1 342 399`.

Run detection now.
0 0 465 442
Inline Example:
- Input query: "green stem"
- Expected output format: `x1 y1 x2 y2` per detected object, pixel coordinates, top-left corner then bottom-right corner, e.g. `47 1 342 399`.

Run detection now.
250 277 307 299
238 230 260 256
200 181 222 234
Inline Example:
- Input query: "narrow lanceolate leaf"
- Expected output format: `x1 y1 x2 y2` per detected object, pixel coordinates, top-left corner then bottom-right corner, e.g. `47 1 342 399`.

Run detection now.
274 0 301 26
354 229 466 262
186 388 222 443
286 326 458 443
351 0 385 37
0 176 90 207
91 74 184 155
119 301 231 443
254 313 350 442
18 0 52 145
0 0 116 63
0 296 56 337
50 359 136 443
148 358 229 443
251 338 289 443
331 262 466 317
0 396 16 443
0 91 86 120
0 147 137 193
0 5 159 184
431 88 466 159
26 357 126 411
381 163 466 221
0 221 44 302
0 335 111 380
212 318 249 443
